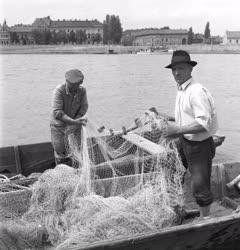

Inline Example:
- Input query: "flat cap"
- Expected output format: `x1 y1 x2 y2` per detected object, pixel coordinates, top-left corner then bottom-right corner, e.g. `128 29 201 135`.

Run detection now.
65 69 84 83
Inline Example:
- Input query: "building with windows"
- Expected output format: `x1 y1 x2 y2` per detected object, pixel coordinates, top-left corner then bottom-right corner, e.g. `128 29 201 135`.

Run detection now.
32 16 51 30
123 28 188 47
50 19 103 40
10 24 34 44
32 16 103 44
0 16 103 45
223 31 240 44
0 20 11 45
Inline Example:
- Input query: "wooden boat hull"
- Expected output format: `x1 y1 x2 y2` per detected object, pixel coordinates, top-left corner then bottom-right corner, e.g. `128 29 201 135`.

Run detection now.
53 161 240 250
2 135 239 250
59 214 240 250
0 142 55 176
0 135 225 176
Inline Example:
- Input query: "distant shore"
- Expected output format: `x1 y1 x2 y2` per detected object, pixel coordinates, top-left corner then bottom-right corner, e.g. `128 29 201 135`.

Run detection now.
1 44 240 54
0 45 134 55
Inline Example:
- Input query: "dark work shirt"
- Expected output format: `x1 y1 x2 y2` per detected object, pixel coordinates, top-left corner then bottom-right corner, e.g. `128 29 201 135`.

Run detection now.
50 83 88 128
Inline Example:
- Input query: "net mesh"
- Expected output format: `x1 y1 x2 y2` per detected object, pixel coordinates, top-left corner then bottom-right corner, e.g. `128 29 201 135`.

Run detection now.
0 110 186 249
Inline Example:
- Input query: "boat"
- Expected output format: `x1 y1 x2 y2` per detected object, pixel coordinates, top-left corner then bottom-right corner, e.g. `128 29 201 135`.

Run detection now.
2 133 240 250
136 48 153 54
56 161 240 250
0 134 225 176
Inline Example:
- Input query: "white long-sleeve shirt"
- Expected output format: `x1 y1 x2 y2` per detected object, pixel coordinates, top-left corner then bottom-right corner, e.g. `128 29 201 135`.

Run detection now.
174 77 218 141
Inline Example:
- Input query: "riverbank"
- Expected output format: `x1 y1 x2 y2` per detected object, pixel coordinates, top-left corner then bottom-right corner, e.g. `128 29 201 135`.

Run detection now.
172 44 240 54
1 44 240 54
0 45 135 54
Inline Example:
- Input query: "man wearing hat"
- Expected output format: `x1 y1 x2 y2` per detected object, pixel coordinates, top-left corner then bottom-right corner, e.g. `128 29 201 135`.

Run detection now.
50 69 88 165
160 50 218 218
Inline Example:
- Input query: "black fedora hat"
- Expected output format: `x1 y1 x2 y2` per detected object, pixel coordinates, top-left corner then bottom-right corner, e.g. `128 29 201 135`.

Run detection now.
165 50 197 69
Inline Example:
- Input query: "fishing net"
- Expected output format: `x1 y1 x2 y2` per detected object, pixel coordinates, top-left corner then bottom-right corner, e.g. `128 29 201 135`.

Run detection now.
0 110 186 249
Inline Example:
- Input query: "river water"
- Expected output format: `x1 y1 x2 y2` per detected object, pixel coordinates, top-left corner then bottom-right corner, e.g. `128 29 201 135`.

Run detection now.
0 53 240 163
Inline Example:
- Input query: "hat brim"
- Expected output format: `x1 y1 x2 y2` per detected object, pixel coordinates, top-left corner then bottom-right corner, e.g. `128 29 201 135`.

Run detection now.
165 61 197 69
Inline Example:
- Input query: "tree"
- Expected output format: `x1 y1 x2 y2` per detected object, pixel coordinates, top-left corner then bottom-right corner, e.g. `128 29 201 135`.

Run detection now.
50 30 57 44
204 22 211 39
43 30 52 44
76 30 87 44
10 32 19 44
103 15 110 44
112 16 122 44
188 27 194 44
32 29 43 44
103 14 122 44
32 29 51 44
69 30 76 44
56 30 68 44
90 33 102 44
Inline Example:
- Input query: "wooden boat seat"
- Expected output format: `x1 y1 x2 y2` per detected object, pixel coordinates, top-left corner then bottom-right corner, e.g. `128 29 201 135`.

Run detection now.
122 132 166 154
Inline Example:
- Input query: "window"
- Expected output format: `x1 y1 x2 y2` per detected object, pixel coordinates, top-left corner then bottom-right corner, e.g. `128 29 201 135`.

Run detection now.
237 40 239 43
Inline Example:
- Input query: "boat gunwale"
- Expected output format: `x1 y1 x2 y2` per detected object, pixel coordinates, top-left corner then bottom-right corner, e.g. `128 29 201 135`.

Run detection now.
64 211 240 250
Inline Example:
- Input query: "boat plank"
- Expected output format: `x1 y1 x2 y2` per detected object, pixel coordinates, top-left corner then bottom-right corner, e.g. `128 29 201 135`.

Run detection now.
216 163 227 199
0 146 17 173
56 213 240 250
122 132 166 154
14 146 22 174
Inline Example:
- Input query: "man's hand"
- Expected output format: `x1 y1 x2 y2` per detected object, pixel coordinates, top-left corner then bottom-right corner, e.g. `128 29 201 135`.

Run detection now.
162 124 182 138
75 117 88 126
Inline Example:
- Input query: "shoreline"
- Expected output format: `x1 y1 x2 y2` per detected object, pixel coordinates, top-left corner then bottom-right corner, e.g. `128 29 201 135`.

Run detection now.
1 44 240 55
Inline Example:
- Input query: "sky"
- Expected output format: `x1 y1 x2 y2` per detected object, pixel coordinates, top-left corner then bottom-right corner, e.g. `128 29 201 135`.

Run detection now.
0 0 240 36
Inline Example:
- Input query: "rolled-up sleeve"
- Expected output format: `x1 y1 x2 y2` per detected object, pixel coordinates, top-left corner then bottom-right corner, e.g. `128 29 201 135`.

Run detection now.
76 88 88 117
52 87 65 120
190 87 213 132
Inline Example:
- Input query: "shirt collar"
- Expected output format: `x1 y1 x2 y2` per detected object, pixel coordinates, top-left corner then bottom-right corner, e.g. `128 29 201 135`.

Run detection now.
65 82 70 95
178 77 193 91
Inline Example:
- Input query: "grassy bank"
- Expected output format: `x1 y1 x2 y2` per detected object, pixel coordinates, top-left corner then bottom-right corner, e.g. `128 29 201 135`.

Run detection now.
1 44 240 54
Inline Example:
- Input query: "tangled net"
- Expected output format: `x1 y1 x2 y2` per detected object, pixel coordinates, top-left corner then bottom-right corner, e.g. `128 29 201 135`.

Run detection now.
0 110 186 249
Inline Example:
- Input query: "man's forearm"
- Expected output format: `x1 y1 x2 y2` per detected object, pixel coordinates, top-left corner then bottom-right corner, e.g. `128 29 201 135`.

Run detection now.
180 121 207 135
76 105 88 118
60 114 77 125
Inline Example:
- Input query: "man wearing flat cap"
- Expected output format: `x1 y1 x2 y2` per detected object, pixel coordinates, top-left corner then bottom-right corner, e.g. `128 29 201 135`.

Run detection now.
50 69 88 165
155 50 218 218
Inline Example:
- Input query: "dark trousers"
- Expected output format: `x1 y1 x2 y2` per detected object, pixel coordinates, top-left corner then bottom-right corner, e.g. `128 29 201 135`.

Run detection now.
50 125 72 166
178 136 215 207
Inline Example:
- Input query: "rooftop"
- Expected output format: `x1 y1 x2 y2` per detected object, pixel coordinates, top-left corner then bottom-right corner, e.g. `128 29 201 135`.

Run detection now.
132 29 188 37
32 16 51 27
10 24 33 32
50 19 103 28
0 20 10 31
